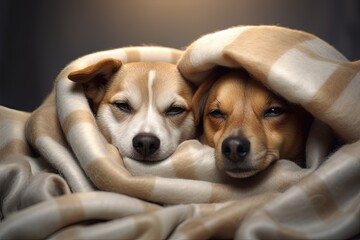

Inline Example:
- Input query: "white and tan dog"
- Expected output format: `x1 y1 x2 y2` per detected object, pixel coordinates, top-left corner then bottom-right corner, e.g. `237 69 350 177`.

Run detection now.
68 58 195 162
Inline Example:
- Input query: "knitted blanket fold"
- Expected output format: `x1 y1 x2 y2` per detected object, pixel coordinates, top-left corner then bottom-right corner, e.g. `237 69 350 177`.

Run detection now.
1 26 359 240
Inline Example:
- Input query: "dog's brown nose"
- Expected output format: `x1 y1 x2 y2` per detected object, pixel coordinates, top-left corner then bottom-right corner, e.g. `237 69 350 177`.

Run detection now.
222 137 250 162
133 133 160 157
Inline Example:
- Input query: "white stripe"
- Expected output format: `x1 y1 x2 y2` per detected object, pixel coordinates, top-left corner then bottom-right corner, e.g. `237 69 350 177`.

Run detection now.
301 39 348 62
56 78 91 122
67 122 109 166
265 186 324 228
0 200 61 239
143 70 156 133
268 48 339 104
35 136 94 191
304 208 360 239
189 26 250 70
139 47 177 63
148 70 156 108
314 141 360 208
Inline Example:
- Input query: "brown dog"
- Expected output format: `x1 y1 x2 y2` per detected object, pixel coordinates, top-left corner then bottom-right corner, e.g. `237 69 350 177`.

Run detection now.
193 70 311 178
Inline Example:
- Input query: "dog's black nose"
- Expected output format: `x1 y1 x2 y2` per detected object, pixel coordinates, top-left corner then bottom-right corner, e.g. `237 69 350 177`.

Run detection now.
222 137 250 162
133 133 160 157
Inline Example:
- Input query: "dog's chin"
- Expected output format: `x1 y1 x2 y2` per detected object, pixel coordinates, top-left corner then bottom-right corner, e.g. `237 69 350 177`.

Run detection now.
130 154 167 162
225 169 259 178
220 151 278 178
126 150 173 163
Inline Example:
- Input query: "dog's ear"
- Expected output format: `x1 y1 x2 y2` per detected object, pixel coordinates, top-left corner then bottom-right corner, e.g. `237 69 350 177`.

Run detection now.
191 76 218 138
68 58 122 83
68 58 122 111
192 78 212 126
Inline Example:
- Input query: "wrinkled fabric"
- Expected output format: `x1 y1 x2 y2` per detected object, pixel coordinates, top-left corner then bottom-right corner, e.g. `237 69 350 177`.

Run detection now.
0 27 359 239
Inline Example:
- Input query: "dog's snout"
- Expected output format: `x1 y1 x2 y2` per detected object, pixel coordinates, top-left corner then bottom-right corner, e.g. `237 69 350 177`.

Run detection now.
133 133 160 157
222 137 250 162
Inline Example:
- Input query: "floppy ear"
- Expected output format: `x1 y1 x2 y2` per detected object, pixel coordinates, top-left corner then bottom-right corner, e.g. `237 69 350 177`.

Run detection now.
68 58 122 111
192 77 221 140
192 77 214 127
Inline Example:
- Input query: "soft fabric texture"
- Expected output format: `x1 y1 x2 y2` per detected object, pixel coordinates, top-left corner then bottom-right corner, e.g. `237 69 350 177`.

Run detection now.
1 26 359 239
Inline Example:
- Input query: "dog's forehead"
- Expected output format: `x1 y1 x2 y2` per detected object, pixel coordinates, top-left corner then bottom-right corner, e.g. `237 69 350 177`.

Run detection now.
105 62 192 107
210 74 277 102
111 62 185 89
208 75 247 103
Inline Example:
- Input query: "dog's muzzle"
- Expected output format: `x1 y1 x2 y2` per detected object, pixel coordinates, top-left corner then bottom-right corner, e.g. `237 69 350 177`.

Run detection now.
221 136 250 162
221 136 258 178
132 133 160 159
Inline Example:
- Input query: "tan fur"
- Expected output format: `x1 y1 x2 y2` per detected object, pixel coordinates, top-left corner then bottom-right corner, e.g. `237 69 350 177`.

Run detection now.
193 70 311 178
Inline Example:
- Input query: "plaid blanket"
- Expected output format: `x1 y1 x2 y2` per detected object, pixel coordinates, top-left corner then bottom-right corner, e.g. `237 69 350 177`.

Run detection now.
1 26 359 239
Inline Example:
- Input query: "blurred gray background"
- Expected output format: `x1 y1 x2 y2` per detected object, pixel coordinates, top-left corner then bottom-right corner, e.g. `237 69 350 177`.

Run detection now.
1 0 359 111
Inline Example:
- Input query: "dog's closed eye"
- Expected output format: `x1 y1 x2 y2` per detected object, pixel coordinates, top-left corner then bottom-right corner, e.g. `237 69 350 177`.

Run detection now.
165 105 186 116
114 101 133 113
209 109 226 119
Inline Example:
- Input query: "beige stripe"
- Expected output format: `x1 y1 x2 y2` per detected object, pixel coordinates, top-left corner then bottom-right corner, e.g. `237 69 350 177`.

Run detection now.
171 144 196 179
177 45 197 76
243 208 307 240
0 106 30 121
0 139 31 160
196 204 217 217
211 194 277 238
51 225 82 240
176 218 211 239
124 48 141 63
171 49 182 63
305 63 359 113
181 194 275 239
142 201 160 213
210 184 234 202
299 175 339 221
211 203 255 238
62 110 96 135
106 143 126 168
133 214 162 240
86 159 156 200
26 105 67 147
57 195 85 224
223 26 314 82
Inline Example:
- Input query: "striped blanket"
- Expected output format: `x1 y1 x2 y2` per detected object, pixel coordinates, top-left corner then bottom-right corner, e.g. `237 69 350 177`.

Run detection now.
1 26 359 239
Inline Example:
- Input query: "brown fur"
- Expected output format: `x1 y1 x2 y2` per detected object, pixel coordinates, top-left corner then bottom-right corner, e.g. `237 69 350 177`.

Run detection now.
193 70 311 178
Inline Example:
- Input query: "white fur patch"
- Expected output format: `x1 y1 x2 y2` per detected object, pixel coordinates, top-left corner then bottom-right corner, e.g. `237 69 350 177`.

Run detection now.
142 70 157 133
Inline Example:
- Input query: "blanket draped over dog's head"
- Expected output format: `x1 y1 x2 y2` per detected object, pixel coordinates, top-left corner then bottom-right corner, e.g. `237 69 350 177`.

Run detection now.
1 26 359 239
